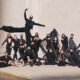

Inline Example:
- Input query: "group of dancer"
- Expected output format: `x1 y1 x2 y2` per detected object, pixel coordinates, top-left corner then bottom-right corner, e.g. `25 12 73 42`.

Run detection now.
0 8 80 67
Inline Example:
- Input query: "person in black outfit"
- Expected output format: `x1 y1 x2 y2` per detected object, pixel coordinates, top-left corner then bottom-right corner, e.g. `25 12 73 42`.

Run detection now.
2 33 13 55
45 34 52 50
0 8 45 46
58 34 68 65
31 32 41 59
45 48 55 65
61 33 68 51
31 32 42 65
13 35 19 61
52 37 59 61
0 51 16 67
68 34 80 66
24 46 35 66
23 8 45 45
50 28 58 41
18 34 26 62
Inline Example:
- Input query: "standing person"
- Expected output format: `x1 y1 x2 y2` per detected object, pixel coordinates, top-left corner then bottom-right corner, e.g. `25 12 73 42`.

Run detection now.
61 33 68 51
31 32 42 64
50 28 58 41
31 32 41 59
69 34 77 51
52 37 59 61
18 34 26 62
13 35 19 61
44 34 52 50
2 33 13 55
60 34 68 64
0 8 45 46
68 34 79 66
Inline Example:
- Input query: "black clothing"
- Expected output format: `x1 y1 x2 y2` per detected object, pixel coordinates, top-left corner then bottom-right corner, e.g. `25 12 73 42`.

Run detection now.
0 55 12 64
61 36 68 51
2 37 13 55
31 37 41 58
52 40 59 50
68 52 80 66
52 40 59 61
46 51 55 64
0 10 44 45
18 39 26 61
1 26 25 33
46 37 52 50
24 49 35 64
69 38 77 51
13 39 19 60
0 55 12 68
50 29 58 41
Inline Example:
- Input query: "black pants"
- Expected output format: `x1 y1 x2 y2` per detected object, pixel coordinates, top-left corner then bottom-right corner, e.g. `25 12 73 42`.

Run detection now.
18 48 24 61
13 47 18 60
6 46 12 55
25 30 31 45
0 63 11 68
1 26 25 32
1 26 32 45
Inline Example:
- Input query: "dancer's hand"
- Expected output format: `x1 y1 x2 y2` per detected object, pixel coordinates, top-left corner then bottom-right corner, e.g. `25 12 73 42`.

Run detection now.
43 25 45 27
25 8 28 11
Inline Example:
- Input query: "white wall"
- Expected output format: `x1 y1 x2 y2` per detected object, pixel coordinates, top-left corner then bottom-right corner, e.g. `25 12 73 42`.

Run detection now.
38 0 80 45
0 0 80 53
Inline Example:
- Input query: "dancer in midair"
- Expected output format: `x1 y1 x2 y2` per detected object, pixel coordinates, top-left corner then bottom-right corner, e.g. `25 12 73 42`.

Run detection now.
0 8 45 45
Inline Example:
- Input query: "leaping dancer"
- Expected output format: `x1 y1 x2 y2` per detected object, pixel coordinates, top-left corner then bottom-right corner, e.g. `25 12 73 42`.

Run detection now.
0 8 45 45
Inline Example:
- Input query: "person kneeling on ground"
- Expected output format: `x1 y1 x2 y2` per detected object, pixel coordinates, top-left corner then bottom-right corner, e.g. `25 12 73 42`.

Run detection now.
24 46 35 67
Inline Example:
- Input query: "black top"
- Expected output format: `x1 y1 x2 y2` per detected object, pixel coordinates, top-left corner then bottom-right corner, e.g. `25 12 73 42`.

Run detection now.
13 39 19 48
18 39 26 48
24 10 44 30
61 36 68 50
2 37 13 47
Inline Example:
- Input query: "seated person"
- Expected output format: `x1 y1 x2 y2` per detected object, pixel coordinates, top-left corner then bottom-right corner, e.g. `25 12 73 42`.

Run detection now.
0 51 16 68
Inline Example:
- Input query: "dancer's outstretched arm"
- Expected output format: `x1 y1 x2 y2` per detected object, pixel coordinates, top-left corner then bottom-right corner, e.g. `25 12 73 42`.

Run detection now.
33 21 45 27
24 8 28 21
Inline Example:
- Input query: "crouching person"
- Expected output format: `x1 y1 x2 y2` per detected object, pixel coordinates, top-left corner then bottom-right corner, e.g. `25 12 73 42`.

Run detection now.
0 51 16 68
23 46 35 67
45 48 55 65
